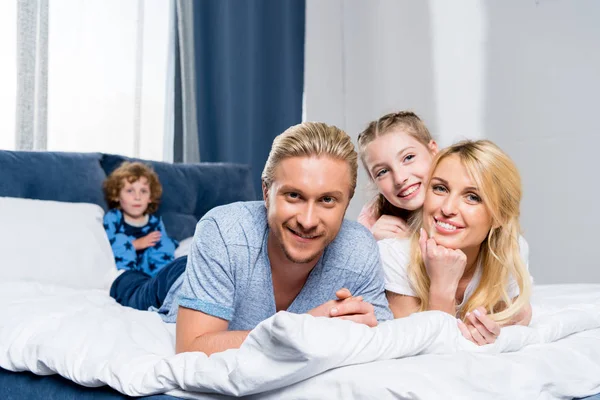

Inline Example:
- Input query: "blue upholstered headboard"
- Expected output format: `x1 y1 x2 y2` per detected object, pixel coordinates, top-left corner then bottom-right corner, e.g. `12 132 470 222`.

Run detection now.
0 150 257 241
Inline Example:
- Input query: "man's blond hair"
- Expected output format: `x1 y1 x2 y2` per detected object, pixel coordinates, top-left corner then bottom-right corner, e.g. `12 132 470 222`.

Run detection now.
261 122 358 198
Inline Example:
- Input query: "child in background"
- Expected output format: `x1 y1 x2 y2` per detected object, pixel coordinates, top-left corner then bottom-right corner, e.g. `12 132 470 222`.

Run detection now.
103 162 177 276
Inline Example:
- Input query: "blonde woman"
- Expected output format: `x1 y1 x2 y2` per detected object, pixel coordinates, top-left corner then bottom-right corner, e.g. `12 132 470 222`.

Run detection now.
378 140 533 345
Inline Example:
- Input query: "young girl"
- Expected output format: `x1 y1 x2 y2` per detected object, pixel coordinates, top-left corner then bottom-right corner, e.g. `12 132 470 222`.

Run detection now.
356 111 438 240
379 140 532 345
103 161 177 276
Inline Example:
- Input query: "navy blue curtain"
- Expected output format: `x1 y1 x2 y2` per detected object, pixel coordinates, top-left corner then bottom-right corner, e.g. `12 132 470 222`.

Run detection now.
177 0 305 197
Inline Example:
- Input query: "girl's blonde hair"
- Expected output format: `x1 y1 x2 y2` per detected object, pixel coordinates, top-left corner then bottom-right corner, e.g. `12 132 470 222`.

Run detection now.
357 111 434 220
262 122 358 198
103 161 162 214
408 139 531 324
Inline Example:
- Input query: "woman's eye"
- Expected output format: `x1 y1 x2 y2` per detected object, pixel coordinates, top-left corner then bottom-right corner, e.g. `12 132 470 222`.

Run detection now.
466 193 482 203
404 154 415 162
375 168 388 178
432 184 447 193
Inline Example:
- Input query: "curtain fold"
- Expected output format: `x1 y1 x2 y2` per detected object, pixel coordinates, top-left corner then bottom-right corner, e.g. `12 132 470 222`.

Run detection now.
15 0 48 151
175 0 305 196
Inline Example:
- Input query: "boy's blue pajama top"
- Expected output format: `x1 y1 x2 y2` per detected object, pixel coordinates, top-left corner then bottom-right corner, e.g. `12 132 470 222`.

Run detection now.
103 209 177 276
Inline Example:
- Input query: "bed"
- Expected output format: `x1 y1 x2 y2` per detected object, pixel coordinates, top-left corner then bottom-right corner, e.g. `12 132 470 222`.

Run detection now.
1 149 599 399
0 149 256 399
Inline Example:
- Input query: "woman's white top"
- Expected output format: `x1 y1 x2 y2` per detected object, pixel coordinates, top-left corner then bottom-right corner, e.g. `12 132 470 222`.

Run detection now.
378 236 531 307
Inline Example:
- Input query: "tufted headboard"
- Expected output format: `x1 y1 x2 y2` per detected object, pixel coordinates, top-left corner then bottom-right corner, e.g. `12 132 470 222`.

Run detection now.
0 150 257 241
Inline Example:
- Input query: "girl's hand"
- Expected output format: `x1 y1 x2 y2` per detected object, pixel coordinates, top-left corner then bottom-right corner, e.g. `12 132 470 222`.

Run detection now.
133 231 161 250
357 198 379 229
419 228 466 289
370 215 410 240
457 306 501 345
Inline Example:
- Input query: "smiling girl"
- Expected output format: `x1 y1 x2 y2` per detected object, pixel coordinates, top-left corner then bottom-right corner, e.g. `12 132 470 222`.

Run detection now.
357 111 438 240
379 140 532 345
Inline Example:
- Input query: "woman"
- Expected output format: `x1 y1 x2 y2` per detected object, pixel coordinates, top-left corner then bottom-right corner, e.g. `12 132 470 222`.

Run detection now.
378 140 532 344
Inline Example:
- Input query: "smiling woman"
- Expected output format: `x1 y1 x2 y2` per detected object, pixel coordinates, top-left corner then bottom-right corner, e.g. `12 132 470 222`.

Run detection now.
379 139 533 346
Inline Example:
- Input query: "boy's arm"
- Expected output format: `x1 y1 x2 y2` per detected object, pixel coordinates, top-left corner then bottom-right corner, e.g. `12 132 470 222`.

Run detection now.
103 210 137 270
146 216 177 265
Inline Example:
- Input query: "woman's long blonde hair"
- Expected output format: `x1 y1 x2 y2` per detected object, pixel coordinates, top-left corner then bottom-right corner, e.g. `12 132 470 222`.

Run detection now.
408 140 531 324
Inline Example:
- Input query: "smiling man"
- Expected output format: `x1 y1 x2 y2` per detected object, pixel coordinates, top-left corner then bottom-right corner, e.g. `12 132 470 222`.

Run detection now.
157 122 393 355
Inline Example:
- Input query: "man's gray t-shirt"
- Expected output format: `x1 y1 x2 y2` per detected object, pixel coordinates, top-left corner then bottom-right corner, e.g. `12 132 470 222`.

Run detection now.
159 201 392 329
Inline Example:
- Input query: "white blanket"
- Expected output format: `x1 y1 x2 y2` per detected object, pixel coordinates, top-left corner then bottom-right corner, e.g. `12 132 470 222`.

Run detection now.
1 282 600 399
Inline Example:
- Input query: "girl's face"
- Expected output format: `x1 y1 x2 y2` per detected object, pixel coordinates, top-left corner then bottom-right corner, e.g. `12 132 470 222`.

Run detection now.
422 155 492 253
118 177 151 220
363 130 437 211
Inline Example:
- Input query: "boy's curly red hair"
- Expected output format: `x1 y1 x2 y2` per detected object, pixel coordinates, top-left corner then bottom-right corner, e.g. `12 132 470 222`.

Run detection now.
103 161 162 214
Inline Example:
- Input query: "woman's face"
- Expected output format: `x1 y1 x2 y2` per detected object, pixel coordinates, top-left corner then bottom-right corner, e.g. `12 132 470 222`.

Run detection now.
363 130 437 211
422 155 493 253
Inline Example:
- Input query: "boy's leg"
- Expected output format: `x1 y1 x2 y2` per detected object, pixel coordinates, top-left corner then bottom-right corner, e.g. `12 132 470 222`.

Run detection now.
110 256 188 310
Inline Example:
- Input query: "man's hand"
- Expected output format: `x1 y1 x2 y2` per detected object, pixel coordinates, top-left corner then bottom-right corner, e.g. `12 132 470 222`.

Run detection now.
133 231 161 250
307 288 378 327
457 306 501 345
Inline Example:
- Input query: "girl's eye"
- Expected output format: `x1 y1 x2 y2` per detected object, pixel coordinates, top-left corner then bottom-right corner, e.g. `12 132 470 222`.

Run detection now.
432 184 447 193
466 193 482 203
403 154 415 162
375 168 388 178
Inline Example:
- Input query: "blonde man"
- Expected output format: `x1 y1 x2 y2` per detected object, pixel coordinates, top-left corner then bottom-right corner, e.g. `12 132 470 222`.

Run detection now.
112 122 393 355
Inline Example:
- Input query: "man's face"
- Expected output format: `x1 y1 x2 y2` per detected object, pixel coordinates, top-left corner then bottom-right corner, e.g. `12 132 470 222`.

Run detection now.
264 156 352 265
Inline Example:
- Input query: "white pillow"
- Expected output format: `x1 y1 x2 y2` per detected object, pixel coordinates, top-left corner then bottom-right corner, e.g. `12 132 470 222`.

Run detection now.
174 236 194 259
0 197 117 290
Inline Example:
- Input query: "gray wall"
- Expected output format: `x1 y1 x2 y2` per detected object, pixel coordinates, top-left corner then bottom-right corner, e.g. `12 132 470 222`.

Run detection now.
305 0 600 284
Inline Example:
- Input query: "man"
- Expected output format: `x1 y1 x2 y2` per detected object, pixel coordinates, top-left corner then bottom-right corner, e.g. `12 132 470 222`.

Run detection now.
154 122 392 355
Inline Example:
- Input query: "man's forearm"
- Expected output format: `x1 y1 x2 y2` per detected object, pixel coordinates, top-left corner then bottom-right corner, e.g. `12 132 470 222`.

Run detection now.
178 330 250 355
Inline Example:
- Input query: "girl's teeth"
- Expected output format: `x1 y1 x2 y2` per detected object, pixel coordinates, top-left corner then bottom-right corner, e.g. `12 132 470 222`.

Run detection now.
436 220 457 230
400 184 419 197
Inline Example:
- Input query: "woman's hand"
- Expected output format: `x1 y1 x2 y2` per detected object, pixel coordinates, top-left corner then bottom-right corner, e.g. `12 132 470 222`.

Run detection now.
457 306 501 345
419 228 466 289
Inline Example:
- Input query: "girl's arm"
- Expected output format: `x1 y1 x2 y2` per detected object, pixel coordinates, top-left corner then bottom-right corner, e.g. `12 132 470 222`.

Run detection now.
386 291 420 319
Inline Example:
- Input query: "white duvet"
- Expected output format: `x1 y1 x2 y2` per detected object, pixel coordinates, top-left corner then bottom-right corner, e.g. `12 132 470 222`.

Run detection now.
1 282 600 400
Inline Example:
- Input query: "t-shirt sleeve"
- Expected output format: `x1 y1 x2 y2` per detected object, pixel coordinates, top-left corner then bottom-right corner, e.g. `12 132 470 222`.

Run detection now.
378 239 416 297
349 239 393 322
507 235 534 299
177 218 235 321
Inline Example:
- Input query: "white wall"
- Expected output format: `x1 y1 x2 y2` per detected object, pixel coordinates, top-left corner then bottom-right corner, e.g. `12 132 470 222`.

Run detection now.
305 0 600 284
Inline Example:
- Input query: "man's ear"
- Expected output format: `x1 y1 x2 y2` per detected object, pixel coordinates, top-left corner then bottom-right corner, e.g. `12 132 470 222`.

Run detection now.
262 182 269 207
428 139 439 156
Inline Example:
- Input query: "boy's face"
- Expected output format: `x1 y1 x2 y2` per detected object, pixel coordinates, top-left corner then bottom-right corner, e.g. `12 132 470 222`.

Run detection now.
118 177 151 220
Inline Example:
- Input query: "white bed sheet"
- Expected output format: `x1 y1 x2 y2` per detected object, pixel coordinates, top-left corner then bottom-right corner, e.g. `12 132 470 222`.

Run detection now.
0 282 599 399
